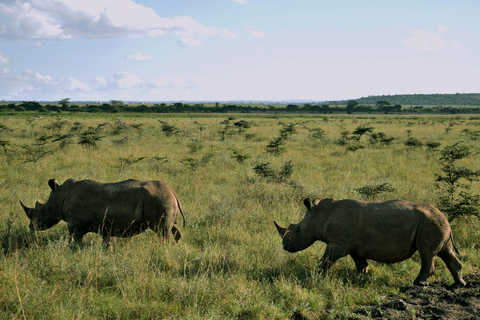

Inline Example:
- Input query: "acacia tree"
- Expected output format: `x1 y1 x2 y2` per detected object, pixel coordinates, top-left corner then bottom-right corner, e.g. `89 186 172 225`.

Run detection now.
435 142 480 221
59 98 70 110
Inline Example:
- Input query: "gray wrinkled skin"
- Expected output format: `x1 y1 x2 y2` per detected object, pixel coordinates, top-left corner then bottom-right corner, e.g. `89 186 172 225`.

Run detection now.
274 198 466 289
21 178 185 244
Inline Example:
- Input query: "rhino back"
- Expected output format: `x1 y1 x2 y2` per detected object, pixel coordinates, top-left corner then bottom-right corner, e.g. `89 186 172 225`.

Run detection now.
61 179 176 231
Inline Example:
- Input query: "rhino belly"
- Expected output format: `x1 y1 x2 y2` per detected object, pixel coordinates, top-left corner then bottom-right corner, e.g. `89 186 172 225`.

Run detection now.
89 201 148 234
350 221 418 263
356 243 417 263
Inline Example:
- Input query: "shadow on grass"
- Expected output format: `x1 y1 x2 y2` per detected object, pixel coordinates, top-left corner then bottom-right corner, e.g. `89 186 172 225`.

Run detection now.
1 227 68 255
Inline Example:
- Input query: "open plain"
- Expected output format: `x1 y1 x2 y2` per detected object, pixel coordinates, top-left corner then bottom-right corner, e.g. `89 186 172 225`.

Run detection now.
1 113 480 319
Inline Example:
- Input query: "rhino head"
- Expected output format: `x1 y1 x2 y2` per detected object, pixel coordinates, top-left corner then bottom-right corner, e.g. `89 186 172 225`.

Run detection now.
21 179 62 231
274 198 320 253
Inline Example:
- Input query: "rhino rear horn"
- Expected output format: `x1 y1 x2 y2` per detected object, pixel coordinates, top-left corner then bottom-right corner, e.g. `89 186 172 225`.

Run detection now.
20 200 34 219
274 220 287 238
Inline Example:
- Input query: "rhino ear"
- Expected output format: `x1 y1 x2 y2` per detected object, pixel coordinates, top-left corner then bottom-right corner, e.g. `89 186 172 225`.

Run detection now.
304 198 313 210
313 199 321 206
48 179 60 192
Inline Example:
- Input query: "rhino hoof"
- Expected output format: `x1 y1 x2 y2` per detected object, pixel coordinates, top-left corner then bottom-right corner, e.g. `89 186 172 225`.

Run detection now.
414 280 430 287
449 280 467 290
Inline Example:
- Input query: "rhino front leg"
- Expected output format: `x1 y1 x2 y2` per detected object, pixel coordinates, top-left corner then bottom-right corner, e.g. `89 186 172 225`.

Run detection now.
350 253 369 273
68 224 86 244
318 242 348 273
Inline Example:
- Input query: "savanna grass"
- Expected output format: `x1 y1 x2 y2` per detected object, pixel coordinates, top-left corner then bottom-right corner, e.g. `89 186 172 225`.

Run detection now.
1 113 480 319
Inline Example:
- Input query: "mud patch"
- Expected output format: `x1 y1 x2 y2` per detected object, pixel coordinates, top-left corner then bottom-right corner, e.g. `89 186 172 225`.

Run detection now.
351 272 480 319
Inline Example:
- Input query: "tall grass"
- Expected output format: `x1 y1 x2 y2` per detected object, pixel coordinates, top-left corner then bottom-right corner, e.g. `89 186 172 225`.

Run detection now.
1 113 480 319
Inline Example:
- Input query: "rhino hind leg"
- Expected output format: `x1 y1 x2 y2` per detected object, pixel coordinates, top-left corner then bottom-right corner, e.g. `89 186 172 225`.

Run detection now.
350 253 369 274
413 252 436 286
171 225 182 243
437 247 466 289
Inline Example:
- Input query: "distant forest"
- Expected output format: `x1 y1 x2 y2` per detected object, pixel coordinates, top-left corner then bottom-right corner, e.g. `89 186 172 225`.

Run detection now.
2 93 480 114
329 93 480 107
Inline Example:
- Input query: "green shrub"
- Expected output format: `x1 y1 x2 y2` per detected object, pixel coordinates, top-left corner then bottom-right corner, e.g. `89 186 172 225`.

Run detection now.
355 182 396 201
435 142 480 221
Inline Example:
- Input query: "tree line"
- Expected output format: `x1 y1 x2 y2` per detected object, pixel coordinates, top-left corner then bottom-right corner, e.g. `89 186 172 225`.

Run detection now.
2 96 480 114
329 93 480 107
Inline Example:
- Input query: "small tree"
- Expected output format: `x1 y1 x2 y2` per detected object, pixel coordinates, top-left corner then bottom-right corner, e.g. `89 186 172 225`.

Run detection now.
352 125 374 142
253 160 294 183
435 142 480 221
119 155 147 171
78 128 103 148
355 182 396 201
279 123 296 139
58 98 70 111
233 120 252 133
405 137 424 148
266 136 285 155
369 132 394 146
159 121 182 141
218 117 236 140
230 148 251 164
21 136 56 163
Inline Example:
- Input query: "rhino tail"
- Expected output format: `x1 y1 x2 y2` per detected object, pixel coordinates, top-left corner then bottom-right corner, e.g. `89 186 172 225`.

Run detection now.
450 231 461 256
174 192 186 227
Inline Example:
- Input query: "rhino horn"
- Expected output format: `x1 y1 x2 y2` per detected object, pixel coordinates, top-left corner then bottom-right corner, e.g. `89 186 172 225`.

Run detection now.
274 220 287 237
20 200 34 219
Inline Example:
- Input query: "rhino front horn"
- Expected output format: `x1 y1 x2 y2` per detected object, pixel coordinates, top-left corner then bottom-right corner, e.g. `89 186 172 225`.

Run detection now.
274 220 287 237
20 200 34 219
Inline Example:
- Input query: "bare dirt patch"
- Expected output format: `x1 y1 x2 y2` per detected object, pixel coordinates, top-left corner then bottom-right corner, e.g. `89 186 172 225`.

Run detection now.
350 272 480 319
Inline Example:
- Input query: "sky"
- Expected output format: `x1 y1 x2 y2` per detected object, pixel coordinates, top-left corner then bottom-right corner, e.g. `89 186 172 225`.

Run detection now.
0 0 479 102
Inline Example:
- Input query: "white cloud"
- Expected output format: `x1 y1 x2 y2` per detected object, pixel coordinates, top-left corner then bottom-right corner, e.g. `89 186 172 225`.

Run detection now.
177 37 203 48
2 69 89 98
232 0 248 4
0 51 11 65
92 76 107 86
125 52 154 61
404 27 447 52
438 24 448 34
108 72 143 89
0 0 236 45
245 25 266 39
0 65 210 100
0 67 12 74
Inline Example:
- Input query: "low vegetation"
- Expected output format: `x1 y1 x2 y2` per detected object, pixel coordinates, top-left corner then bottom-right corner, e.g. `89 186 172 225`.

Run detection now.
1 112 480 319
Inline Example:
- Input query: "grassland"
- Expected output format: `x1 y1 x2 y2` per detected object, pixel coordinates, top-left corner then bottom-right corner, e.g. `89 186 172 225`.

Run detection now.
1 113 480 319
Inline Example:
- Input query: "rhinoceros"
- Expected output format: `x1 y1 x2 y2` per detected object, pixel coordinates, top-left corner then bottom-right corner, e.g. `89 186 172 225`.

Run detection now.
274 198 466 288
21 178 186 244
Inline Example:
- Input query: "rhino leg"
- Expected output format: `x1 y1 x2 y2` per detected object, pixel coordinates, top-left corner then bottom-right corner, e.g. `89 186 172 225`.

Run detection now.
319 242 348 273
437 246 466 289
350 253 369 273
157 215 174 242
101 234 111 247
68 224 86 244
171 224 182 243
413 252 436 286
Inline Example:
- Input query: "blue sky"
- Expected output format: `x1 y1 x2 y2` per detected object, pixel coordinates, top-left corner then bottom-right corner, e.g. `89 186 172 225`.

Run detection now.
0 0 479 102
